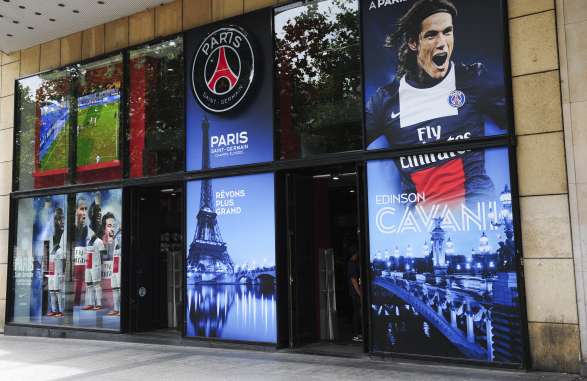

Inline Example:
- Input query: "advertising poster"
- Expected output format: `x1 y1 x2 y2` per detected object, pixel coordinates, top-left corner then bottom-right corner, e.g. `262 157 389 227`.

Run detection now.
185 8 273 170
362 0 510 151
186 173 276 343
73 188 122 329
12 195 67 324
367 147 523 363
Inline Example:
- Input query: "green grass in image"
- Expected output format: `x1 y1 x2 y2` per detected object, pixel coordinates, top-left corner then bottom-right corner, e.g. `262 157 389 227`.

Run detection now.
76 102 119 167
39 123 69 171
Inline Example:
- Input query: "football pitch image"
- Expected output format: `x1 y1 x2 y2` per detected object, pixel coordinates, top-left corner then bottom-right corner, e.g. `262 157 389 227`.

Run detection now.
76 102 119 167
39 123 69 171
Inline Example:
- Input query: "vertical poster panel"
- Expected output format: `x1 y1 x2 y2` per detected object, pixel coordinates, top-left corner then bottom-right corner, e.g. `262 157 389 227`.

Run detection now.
367 147 523 363
185 8 274 171
186 173 276 343
72 188 122 330
362 0 511 150
12 195 67 324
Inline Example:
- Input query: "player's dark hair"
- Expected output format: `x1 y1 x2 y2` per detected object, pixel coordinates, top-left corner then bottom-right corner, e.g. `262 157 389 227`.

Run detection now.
100 212 115 232
386 0 457 78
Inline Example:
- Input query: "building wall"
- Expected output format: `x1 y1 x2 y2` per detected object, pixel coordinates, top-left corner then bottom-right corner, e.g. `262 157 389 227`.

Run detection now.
508 0 581 373
556 0 587 375
0 0 583 373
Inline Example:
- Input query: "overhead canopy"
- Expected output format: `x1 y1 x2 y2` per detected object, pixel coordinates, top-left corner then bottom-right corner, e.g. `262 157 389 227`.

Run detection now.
0 0 175 53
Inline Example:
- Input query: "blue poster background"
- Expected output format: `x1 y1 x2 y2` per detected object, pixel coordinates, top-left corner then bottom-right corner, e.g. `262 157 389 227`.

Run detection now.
362 0 510 150
186 172 276 343
185 9 274 170
367 147 523 363
12 195 67 323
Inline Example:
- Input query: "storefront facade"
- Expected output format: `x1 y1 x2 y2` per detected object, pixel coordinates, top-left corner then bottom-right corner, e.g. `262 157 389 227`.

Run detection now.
0 0 585 374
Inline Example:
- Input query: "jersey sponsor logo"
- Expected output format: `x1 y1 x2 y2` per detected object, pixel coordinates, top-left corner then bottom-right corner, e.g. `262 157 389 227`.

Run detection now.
192 26 255 113
391 111 400 119
398 150 466 169
448 90 466 108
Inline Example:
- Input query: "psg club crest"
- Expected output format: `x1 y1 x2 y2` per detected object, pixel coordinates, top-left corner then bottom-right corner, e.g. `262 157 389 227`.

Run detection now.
448 90 466 109
192 26 255 113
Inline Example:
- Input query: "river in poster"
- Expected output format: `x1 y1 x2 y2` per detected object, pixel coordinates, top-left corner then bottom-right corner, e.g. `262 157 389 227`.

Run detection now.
186 173 276 343
367 147 523 363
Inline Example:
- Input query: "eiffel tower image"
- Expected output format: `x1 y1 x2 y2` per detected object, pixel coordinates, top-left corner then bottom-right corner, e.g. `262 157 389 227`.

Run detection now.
187 116 235 283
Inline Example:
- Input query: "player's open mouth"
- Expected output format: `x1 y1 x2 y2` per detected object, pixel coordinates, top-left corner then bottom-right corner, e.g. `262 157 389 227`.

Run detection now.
432 52 448 68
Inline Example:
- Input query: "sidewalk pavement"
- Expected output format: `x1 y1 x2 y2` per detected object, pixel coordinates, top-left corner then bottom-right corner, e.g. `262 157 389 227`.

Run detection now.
0 335 583 381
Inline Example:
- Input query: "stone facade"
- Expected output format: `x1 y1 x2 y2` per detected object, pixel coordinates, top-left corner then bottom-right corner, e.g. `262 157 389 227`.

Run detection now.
0 0 584 373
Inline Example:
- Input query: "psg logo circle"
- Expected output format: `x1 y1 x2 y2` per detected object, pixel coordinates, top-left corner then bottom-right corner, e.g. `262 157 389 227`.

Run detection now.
448 90 466 109
192 26 255 113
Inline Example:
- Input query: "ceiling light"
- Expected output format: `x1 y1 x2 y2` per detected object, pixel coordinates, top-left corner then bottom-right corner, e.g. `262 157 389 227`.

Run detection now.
349 189 355 193
332 175 340 181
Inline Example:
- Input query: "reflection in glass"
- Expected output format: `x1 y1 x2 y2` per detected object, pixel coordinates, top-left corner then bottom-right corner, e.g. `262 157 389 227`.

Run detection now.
75 55 123 184
16 69 72 190
129 37 184 177
275 0 362 159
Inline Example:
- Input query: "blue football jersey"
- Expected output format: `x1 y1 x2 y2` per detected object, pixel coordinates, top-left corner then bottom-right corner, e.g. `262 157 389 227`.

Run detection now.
366 62 507 204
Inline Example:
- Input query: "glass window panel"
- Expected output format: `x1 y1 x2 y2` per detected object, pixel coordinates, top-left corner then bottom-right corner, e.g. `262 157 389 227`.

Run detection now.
129 37 184 178
275 0 362 160
16 69 72 190
11 190 122 330
366 147 523 364
12 195 68 324
75 55 123 184
71 189 123 329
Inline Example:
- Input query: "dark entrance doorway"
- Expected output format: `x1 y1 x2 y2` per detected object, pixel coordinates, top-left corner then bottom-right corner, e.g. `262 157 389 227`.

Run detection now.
129 184 184 335
283 164 366 355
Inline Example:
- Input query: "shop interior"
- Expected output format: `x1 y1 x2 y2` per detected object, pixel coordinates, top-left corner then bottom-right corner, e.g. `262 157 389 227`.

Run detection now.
130 184 183 336
285 164 364 355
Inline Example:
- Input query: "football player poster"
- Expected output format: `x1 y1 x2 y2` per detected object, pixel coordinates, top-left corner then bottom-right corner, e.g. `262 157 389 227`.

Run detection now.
363 0 511 152
186 173 276 343
367 147 524 364
73 188 122 329
185 8 274 171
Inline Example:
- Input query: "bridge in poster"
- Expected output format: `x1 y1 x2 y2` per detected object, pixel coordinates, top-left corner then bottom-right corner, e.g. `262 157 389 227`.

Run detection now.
372 276 491 361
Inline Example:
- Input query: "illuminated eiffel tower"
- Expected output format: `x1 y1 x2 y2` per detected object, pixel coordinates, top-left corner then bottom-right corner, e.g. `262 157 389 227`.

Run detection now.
188 116 234 282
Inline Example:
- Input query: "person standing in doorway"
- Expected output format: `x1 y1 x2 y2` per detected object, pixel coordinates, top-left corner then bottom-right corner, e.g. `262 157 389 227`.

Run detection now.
348 249 362 342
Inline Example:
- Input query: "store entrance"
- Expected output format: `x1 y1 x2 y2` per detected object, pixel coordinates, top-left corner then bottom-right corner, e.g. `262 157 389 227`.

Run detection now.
284 164 366 355
129 184 183 335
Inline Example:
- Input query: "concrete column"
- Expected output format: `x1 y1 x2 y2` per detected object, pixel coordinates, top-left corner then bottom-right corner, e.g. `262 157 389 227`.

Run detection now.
509 0 581 373
0 50 19 333
555 0 587 375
